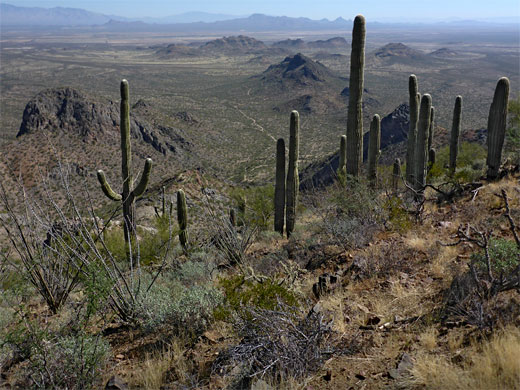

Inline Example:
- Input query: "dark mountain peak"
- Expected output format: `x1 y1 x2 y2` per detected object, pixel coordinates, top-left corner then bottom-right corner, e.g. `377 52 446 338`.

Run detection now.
374 42 423 58
17 87 190 156
201 35 267 53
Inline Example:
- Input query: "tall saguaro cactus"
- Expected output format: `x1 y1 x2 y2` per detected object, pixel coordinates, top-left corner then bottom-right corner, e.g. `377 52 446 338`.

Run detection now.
449 96 463 173
286 111 299 237
367 114 381 185
97 79 152 255
338 135 347 185
177 189 188 252
346 15 366 177
428 106 435 153
486 77 510 180
406 75 420 184
392 158 401 190
274 138 286 235
414 94 432 191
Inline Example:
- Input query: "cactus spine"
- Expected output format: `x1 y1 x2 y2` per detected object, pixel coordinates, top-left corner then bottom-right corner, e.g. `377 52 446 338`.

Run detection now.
414 94 432 191
346 15 366 177
486 77 510 180
177 189 188 252
405 75 420 184
367 114 381 185
274 138 286 235
97 79 152 257
286 110 299 238
428 106 435 153
449 96 463 173
392 158 401 190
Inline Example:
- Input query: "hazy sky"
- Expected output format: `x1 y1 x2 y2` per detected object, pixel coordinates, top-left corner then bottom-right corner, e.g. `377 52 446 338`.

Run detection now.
3 0 520 21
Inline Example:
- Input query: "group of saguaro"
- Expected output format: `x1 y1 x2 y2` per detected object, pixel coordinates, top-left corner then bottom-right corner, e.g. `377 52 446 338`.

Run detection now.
97 80 189 260
274 111 300 237
334 14 511 195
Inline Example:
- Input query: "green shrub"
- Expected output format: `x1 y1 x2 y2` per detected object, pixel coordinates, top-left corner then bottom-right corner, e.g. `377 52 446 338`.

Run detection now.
136 261 222 336
471 238 520 275
428 142 486 181
215 274 300 320
102 215 175 266
384 196 412 232
230 185 275 230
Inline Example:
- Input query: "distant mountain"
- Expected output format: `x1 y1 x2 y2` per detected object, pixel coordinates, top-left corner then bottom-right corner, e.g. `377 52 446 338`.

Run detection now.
155 43 200 58
139 12 246 24
428 48 459 57
272 39 307 50
373 43 424 58
0 3 121 26
307 37 348 49
258 53 341 89
200 35 267 54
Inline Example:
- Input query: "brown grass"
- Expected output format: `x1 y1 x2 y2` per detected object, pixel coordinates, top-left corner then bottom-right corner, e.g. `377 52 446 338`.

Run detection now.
404 326 520 390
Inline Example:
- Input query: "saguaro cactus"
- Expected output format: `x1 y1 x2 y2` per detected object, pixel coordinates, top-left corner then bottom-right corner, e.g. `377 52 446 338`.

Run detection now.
428 148 436 172
486 77 510 180
406 75 420 184
274 138 286 235
367 114 381 185
97 79 152 255
392 158 401 190
338 135 347 184
428 106 435 153
414 94 432 191
286 110 299 237
177 189 188 251
449 96 463 173
346 15 366 177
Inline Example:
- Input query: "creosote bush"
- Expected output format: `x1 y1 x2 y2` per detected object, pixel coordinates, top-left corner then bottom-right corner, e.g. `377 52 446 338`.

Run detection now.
471 237 519 275
230 185 274 231
214 274 300 320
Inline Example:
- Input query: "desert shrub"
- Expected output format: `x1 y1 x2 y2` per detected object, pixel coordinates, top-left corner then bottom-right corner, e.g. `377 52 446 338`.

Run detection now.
311 178 386 250
102 215 174 266
384 196 413 232
214 274 300 320
136 261 223 336
428 142 487 182
230 185 274 230
471 238 520 275
214 304 342 385
3 313 109 390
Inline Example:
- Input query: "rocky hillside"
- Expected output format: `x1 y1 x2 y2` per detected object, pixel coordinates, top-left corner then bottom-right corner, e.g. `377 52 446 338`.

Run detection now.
299 103 410 189
200 35 267 55
1 87 196 193
373 43 424 59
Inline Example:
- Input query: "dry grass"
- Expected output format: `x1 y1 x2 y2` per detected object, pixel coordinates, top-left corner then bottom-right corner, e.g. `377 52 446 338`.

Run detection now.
129 339 187 390
404 326 520 390
418 327 438 351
